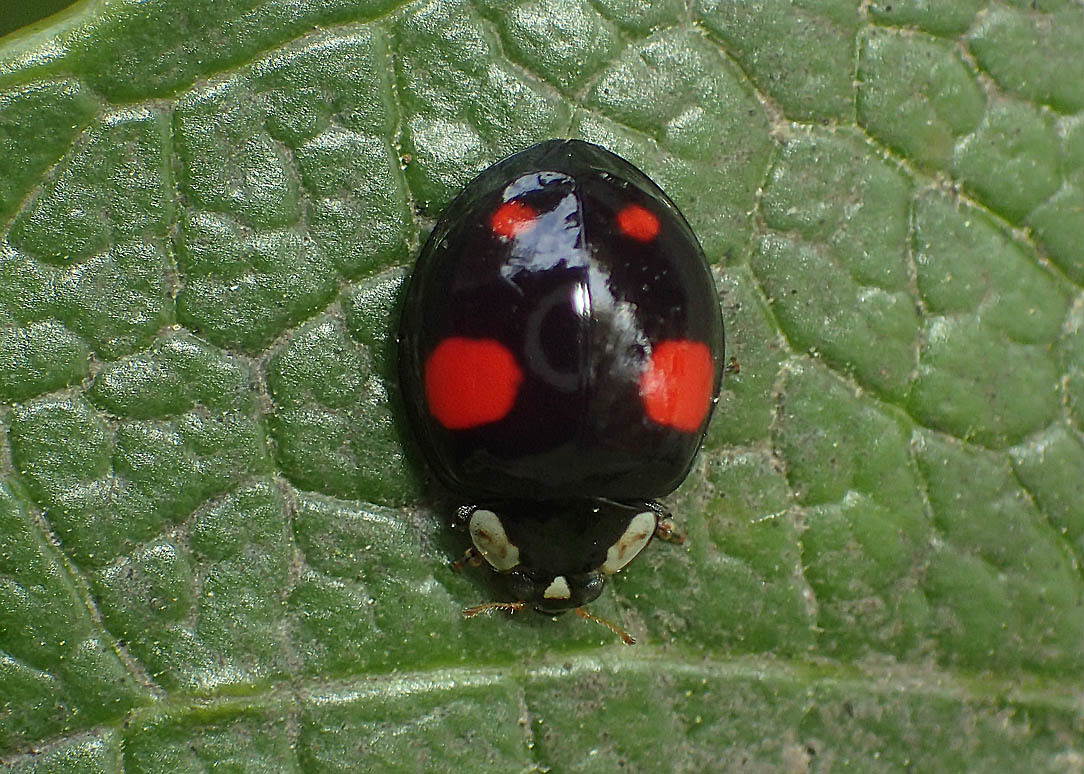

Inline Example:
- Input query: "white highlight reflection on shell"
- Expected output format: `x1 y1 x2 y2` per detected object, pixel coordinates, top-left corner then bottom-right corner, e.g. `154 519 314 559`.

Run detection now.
601 511 657 575
468 509 520 571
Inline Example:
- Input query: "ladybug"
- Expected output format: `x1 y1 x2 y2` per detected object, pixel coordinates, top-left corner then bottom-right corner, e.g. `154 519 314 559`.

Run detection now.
398 140 724 642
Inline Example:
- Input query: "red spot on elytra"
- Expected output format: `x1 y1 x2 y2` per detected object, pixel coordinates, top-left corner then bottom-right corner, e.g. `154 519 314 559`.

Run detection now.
616 204 659 242
425 337 523 430
639 340 714 432
490 200 537 239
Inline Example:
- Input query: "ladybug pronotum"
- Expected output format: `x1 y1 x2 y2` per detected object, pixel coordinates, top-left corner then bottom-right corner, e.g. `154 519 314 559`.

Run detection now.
398 140 724 643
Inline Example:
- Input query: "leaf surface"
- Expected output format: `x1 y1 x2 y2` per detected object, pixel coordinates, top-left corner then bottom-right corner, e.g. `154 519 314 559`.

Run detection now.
1 0 1083 769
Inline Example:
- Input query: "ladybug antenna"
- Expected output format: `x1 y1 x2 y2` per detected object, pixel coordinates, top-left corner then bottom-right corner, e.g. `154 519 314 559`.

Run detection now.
575 607 636 645
462 601 527 618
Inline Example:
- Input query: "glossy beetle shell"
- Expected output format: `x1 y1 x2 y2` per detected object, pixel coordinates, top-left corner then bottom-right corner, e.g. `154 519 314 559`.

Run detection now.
398 139 724 501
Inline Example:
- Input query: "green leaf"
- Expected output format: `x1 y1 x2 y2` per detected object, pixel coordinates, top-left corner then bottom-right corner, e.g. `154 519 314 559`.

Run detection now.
2 0 1083 769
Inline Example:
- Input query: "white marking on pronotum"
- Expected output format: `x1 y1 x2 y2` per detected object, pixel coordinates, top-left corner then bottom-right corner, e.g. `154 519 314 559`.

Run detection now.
468 509 520 571
542 575 572 600
601 511 657 575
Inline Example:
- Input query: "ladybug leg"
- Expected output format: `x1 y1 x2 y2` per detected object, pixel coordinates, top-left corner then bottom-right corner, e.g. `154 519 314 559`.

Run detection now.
642 500 685 544
654 518 685 544
725 356 740 375
450 546 485 573
452 503 477 529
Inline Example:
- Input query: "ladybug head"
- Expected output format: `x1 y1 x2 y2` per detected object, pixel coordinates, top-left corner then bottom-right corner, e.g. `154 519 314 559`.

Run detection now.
506 567 605 614
463 502 659 614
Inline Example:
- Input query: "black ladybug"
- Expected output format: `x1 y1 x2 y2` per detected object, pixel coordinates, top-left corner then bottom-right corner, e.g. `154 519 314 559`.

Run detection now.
398 140 724 641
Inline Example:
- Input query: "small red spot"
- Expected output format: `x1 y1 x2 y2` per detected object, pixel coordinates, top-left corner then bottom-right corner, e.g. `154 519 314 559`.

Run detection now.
490 200 537 239
639 340 714 432
425 337 523 430
616 204 660 242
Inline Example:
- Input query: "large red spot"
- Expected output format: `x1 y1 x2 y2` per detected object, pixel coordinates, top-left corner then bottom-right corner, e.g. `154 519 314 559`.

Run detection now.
616 204 659 242
639 340 714 432
425 337 523 430
490 200 537 239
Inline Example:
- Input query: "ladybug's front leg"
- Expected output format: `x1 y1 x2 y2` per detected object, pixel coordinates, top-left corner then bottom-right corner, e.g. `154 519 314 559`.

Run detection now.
450 546 485 573
452 503 477 529
644 501 685 545
450 504 485 572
